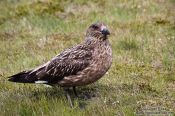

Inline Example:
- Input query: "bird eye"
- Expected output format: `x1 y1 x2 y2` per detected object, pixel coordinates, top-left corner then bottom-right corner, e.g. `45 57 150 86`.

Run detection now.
92 25 98 29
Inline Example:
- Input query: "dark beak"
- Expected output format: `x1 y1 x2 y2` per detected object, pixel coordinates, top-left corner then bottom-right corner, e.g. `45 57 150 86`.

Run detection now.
101 28 110 35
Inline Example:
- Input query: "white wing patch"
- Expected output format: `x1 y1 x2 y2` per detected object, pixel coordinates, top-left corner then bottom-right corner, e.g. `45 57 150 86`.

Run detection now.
35 80 48 84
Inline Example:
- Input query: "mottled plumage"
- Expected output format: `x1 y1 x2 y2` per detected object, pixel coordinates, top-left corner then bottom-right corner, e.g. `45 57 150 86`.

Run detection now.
8 22 112 87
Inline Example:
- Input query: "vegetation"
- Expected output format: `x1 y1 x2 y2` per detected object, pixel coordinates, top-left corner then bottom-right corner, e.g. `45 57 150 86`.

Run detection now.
0 0 174 115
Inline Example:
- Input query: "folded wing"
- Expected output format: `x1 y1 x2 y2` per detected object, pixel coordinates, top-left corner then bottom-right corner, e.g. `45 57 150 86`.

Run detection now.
8 45 92 84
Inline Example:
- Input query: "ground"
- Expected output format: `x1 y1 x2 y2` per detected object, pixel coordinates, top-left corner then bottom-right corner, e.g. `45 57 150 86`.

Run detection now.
0 0 175 115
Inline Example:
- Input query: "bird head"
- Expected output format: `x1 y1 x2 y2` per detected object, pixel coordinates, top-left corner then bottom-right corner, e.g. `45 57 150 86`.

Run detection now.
86 22 110 40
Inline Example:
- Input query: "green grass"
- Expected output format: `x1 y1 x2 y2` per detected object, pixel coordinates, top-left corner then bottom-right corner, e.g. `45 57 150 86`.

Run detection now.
0 0 175 115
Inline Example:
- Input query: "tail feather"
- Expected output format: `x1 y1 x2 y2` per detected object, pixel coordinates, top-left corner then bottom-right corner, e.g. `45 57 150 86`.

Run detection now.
8 70 37 83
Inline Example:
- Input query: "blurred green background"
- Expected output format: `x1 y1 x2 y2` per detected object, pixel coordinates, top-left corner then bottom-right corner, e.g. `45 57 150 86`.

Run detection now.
0 0 174 115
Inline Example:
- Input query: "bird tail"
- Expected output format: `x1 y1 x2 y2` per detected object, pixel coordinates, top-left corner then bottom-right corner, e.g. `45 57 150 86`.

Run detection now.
8 70 37 83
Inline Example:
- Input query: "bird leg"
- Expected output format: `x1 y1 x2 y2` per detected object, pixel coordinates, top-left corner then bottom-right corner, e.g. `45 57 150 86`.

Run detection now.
72 86 87 109
64 88 73 108
73 86 78 97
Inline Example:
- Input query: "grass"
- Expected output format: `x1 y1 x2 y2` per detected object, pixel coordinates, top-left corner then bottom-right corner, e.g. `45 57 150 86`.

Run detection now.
0 0 175 115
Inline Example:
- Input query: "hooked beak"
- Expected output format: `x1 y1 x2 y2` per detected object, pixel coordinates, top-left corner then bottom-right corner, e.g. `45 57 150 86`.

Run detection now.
100 25 110 35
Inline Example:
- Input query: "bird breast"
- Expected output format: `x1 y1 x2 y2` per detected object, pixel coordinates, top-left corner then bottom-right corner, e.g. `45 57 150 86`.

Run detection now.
88 40 112 80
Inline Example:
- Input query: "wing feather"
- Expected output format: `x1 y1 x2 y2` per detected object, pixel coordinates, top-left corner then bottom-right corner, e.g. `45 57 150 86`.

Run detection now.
36 45 92 83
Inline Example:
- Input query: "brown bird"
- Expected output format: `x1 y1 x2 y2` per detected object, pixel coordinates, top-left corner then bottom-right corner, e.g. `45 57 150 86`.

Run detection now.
8 22 112 107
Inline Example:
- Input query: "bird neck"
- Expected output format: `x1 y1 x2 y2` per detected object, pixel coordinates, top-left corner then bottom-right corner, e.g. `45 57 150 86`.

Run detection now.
85 36 108 42
84 37 109 47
